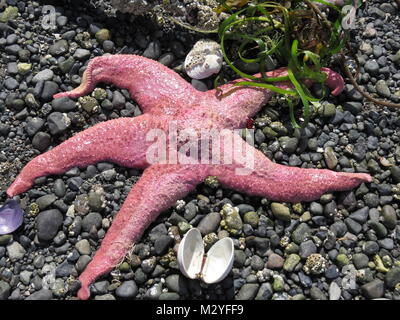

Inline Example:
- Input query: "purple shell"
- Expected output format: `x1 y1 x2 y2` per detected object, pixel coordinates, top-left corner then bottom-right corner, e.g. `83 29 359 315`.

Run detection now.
0 200 24 235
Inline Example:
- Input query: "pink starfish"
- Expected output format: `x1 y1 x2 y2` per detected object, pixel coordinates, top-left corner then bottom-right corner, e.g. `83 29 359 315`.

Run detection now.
6 54 371 300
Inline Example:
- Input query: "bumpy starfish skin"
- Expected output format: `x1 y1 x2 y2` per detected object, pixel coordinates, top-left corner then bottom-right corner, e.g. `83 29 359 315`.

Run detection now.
6 55 371 300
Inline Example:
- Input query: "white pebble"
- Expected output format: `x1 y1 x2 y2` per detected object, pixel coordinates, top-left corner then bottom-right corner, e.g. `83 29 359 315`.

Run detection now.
329 282 341 300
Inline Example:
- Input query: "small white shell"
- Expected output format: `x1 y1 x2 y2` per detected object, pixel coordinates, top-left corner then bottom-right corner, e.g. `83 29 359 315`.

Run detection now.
202 237 234 284
177 228 204 279
184 39 223 80
177 228 234 284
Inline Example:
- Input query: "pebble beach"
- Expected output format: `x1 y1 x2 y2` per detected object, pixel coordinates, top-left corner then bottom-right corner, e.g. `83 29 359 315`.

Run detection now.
0 0 400 300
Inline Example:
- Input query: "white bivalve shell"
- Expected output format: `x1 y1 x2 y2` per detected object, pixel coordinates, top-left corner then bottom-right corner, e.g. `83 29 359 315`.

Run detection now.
177 228 234 284
184 39 223 80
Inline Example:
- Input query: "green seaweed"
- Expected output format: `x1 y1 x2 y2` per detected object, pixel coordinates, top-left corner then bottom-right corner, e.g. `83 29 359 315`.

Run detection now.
217 0 351 127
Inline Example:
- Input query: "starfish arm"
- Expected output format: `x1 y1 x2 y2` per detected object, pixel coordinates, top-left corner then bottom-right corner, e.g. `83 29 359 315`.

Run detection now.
207 67 345 123
53 54 203 116
210 131 371 203
7 114 159 198
77 164 210 300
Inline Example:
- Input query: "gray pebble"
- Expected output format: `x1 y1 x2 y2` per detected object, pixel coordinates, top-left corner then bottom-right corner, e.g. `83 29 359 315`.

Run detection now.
382 205 397 229
368 221 387 239
349 207 369 224
363 241 379 255
36 194 57 210
235 283 259 300
4 77 19 90
149 223 168 242
73 48 91 60
94 294 116 300
53 231 67 246
33 255 45 269
41 81 59 101
385 267 400 289
25 289 53 300
32 132 51 151
364 193 380 208
234 250 246 268
255 283 273 300
364 60 380 76
82 212 102 232
36 209 63 241
376 80 391 98
55 261 76 277
184 201 198 220
250 255 264 271
361 279 384 299
158 53 175 66
52 97 76 112
154 235 173 255
299 240 317 259
279 137 298 154
165 274 188 296
5 44 22 55
49 40 69 56
310 286 327 300
344 218 362 234
53 179 66 197
159 292 180 300
25 117 44 137
6 241 26 261
353 253 369 269
292 223 311 244
141 257 157 274
91 280 110 295
325 265 339 280
0 280 11 300
310 202 323 215
145 283 162 300
343 102 362 115
103 40 114 52
75 255 91 273
47 112 71 135
197 212 221 235
75 239 91 255
112 91 126 109
191 79 208 92
115 280 138 298
32 69 54 84
143 41 161 60
378 238 394 250
56 16 68 27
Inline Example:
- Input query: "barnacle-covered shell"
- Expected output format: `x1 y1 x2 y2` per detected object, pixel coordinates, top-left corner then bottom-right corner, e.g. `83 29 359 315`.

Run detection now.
184 39 223 80
177 228 234 284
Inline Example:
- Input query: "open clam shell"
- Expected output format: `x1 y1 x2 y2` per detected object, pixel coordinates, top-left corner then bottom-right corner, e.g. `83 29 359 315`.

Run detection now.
0 199 24 235
202 237 234 284
177 228 204 279
177 228 234 284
